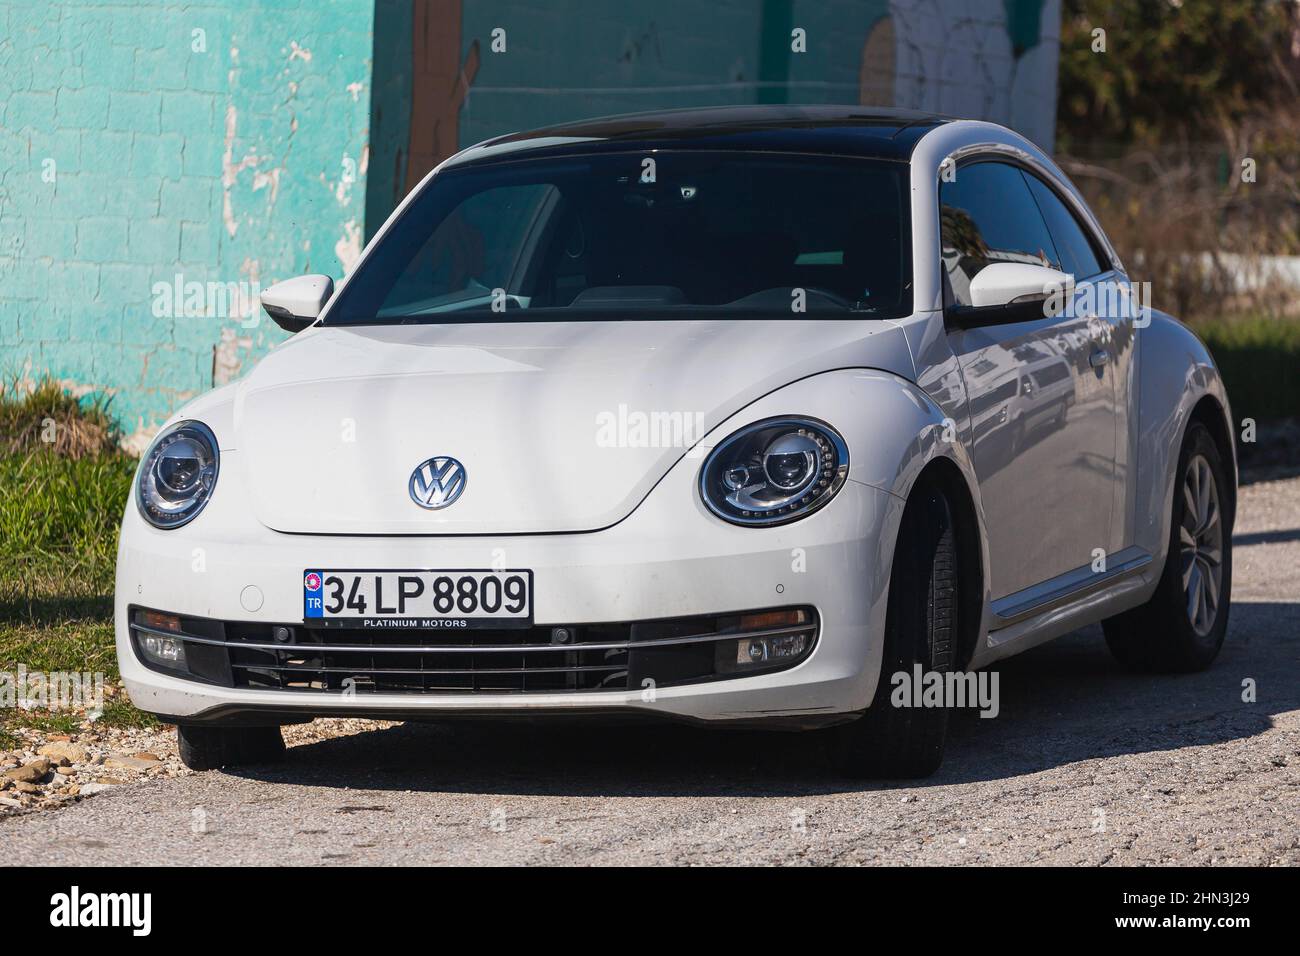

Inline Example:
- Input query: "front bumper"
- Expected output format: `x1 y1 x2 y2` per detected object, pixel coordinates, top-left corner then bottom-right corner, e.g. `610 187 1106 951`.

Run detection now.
116 449 902 726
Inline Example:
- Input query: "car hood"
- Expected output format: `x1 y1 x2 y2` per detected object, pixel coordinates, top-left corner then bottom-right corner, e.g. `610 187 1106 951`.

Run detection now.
232 319 915 535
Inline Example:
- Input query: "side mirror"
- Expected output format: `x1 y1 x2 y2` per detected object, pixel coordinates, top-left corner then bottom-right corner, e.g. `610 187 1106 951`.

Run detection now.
952 263 1073 327
260 274 335 333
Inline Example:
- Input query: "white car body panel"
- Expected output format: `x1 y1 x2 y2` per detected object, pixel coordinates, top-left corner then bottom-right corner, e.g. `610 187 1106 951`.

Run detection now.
117 110 1235 726
233 319 913 535
119 369 914 723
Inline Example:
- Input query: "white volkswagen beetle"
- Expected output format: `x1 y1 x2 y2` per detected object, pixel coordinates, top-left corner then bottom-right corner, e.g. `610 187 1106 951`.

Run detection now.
117 107 1235 777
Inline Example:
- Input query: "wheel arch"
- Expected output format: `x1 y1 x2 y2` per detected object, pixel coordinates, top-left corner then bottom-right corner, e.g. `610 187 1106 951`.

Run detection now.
1134 311 1237 563
1188 393 1238 530
908 457 985 670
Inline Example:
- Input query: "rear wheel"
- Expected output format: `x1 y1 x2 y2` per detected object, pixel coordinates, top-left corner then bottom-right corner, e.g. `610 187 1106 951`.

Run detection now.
177 724 286 771
828 483 957 778
1103 421 1232 671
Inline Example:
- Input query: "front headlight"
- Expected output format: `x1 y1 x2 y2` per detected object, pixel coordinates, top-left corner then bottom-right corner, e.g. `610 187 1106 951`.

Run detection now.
699 417 849 526
136 420 220 529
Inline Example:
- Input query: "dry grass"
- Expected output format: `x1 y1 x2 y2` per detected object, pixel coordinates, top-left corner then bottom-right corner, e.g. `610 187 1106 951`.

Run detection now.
0 378 121 458
1058 110 1300 321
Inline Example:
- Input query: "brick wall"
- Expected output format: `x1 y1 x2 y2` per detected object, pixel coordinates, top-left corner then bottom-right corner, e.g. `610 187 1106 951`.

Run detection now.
0 0 374 449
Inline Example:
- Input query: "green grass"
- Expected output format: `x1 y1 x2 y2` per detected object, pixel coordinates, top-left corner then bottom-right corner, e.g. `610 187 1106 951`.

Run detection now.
0 452 134 597
1 382 154 736
1192 314 1300 424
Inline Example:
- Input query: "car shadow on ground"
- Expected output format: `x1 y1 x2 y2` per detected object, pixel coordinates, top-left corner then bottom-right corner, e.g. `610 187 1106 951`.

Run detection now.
228 601 1299 798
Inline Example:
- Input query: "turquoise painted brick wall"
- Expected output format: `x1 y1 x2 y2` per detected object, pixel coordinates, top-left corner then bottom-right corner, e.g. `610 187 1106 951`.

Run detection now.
0 0 374 448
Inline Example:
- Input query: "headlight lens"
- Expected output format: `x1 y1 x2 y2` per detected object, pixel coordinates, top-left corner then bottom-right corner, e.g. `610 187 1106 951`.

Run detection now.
700 417 849 526
136 421 220 529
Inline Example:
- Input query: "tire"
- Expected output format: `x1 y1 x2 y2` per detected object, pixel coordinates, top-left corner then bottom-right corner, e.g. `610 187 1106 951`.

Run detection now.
176 724 286 772
1103 421 1232 672
828 484 957 778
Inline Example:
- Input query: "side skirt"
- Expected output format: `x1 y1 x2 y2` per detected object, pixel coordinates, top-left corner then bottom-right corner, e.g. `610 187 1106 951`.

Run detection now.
971 546 1154 668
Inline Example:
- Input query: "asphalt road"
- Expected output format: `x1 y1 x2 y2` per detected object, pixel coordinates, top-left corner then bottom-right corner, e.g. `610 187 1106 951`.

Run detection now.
4 477 1298 866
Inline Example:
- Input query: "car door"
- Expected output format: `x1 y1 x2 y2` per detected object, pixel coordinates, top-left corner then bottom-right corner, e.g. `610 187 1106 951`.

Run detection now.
941 160 1117 604
1021 170 1135 560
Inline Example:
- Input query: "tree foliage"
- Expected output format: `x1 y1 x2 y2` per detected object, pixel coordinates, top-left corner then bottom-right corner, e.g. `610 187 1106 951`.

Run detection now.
1058 0 1300 150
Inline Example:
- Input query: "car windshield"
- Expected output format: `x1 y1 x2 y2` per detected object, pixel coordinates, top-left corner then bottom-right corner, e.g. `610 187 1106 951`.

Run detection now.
327 151 912 323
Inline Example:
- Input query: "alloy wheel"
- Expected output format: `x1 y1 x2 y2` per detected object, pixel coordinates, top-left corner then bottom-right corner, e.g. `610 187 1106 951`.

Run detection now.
1179 453 1223 637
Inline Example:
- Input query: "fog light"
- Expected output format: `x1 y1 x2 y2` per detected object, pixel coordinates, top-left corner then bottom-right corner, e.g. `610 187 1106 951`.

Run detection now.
736 632 809 665
140 633 186 666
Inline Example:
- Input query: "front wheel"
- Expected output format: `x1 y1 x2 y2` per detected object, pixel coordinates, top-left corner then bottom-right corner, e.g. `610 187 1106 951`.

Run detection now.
1103 421 1233 672
177 724 286 771
827 483 957 779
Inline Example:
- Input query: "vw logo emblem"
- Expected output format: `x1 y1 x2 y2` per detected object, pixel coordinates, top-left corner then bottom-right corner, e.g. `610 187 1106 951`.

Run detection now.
409 456 466 510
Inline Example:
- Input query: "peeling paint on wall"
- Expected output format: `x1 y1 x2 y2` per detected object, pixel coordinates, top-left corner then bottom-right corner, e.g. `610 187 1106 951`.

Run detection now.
334 220 362 274
213 326 254 386
222 105 260 239
0 0 375 438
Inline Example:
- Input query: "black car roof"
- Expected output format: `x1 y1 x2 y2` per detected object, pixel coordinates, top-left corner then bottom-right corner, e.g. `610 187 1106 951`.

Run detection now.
450 105 952 167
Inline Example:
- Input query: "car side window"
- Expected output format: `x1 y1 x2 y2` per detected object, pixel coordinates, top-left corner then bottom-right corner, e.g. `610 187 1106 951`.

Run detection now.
1023 173 1106 281
939 161 1060 307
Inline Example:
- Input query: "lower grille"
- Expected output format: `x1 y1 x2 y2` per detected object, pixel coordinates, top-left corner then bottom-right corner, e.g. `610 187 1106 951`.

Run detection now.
128 606 818 696
227 623 632 693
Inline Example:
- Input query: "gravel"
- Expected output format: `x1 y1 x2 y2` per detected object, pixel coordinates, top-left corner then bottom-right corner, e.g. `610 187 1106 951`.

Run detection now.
2 476 1297 865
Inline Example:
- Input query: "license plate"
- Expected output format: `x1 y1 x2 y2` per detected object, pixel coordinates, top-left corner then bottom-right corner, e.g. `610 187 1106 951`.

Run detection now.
302 569 533 628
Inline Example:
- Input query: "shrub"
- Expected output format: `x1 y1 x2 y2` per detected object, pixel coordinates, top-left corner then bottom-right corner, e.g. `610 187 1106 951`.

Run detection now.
1192 314 1300 424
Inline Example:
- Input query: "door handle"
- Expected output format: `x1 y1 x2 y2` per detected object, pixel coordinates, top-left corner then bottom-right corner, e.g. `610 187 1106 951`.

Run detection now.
1089 349 1110 368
